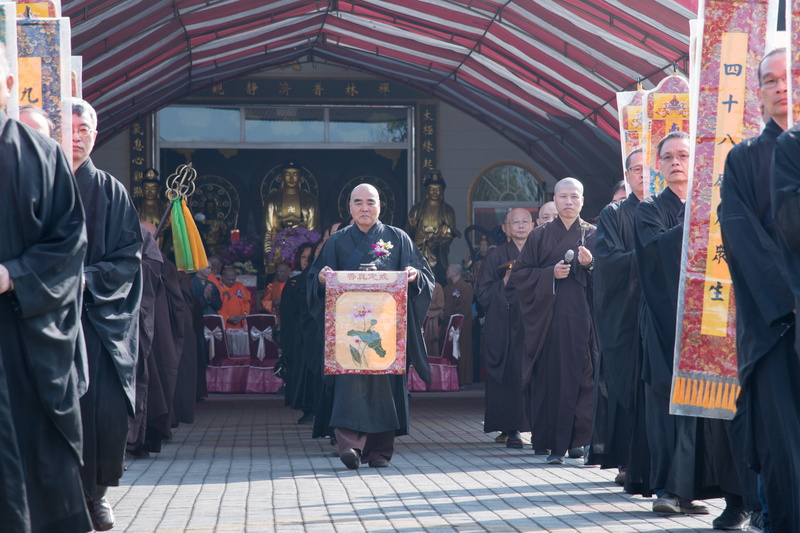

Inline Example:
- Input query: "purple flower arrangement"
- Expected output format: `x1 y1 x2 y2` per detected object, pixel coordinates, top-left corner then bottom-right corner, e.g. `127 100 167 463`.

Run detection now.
269 227 321 268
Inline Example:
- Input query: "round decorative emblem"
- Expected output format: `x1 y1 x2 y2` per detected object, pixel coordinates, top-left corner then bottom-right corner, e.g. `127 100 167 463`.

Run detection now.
336 175 398 226
260 164 318 203
189 175 240 228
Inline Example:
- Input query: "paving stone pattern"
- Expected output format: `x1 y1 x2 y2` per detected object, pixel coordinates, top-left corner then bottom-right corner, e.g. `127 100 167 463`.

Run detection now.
110 388 725 532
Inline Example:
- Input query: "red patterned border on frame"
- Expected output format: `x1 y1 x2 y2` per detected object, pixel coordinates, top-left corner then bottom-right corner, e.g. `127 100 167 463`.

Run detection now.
323 271 408 375
671 0 769 420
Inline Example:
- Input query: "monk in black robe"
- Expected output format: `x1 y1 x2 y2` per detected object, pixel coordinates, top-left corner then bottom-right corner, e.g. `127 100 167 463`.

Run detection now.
510 178 597 465
477 208 533 447
636 131 748 521
308 184 433 469
73 99 143 531
0 95 92 531
127 225 161 458
720 49 796 532
588 148 651 495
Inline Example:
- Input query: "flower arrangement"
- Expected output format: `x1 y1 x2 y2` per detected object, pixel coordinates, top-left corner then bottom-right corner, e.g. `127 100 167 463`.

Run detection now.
370 239 393 264
269 227 321 269
347 304 386 367
221 235 259 275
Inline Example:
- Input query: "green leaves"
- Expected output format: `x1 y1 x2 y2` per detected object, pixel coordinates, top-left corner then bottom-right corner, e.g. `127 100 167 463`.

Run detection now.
347 328 387 358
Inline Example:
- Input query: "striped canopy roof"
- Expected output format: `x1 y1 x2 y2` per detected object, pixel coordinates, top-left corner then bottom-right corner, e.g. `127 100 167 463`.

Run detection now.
65 0 697 182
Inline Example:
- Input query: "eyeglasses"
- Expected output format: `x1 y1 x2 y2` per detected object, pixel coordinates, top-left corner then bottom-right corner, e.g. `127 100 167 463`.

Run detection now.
660 153 690 163
626 165 643 173
72 125 94 136
760 76 787 89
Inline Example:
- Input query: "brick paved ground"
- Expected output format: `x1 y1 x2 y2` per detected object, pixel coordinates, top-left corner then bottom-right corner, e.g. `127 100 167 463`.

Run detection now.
109 388 730 532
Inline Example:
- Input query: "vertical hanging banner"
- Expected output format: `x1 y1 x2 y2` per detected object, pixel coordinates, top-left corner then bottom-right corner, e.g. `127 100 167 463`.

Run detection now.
642 74 691 196
671 0 771 419
790 0 800 125
70 55 81 97
615 88 646 176
14 0 59 17
16 12 71 156
0 2 18 118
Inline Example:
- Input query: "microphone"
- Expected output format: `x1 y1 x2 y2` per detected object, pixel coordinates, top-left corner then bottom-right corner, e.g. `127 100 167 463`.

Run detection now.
564 250 574 264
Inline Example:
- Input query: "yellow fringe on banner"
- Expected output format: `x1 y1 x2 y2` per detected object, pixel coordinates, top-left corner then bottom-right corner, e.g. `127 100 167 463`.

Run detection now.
672 376 740 411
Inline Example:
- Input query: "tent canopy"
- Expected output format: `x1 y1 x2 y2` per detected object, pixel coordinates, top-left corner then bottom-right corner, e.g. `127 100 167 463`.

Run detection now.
65 0 696 182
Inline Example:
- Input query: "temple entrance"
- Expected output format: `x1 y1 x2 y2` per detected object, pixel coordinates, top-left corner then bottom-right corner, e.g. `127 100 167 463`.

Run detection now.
160 146 409 244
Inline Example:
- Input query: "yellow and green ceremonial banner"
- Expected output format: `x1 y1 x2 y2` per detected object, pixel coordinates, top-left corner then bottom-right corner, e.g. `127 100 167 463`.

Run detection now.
16 14 71 155
0 3 17 117
671 0 772 419
643 74 690 197
323 271 408 376
790 0 799 125
615 88 645 179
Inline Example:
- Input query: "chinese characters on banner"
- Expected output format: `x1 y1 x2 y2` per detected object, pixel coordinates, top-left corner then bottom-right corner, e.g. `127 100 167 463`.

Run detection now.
16 11 72 158
642 75 691 197
323 271 408 376
419 103 438 182
670 0 772 419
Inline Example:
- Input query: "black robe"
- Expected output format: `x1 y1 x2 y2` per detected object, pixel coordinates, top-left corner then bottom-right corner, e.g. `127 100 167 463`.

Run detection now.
280 268 319 414
721 120 800 528
0 114 92 532
476 240 530 433
635 186 737 501
76 157 143 493
772 124 800 344
172 273 199 425
308 222 433 436
588 195 641 468
128 227 161 455
510 217 597 455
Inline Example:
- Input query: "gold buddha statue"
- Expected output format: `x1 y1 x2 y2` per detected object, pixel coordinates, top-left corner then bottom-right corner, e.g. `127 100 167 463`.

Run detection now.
200 199 229 256
262 161 320 272
135 169 166 226
407 170 460 281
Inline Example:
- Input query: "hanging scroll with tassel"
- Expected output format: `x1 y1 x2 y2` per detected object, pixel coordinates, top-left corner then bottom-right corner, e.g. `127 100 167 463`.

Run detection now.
670 0 773 419
615 87 646 177
642 74 691 197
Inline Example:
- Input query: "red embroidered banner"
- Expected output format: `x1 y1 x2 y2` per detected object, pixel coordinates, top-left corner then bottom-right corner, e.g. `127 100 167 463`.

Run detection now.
790 0 800 124
643 74 691 197
671 0 771 419
323 270 408 375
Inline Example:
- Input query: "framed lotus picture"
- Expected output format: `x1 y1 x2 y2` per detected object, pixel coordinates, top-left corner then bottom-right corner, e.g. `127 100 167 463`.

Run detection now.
323 270 408 375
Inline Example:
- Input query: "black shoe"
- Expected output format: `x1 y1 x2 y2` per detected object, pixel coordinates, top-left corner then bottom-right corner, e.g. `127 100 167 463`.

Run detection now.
297 413 315 424
568 447 584 458
712 507 750 530
747 511 764 532
506 430 523 449
533 448 550 455
368 459 390 468
340 448 360 470
546 454 564 465
87 497 115 531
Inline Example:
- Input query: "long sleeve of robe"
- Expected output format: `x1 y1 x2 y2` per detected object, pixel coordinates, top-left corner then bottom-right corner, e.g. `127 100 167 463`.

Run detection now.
477 240 530 433
76 157 143 415
307 221 433 436
0 114 92 533
633 187 684 398
772 125 800 322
